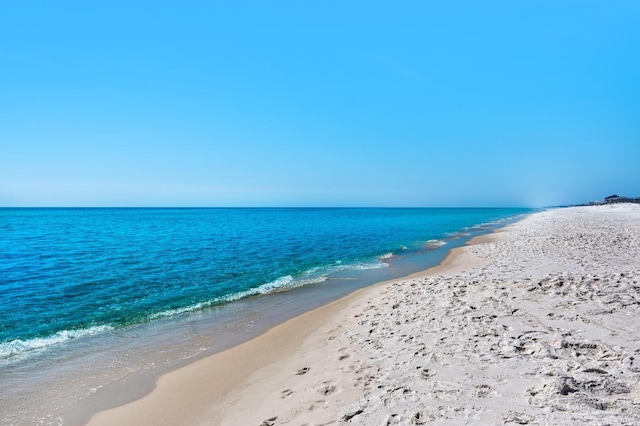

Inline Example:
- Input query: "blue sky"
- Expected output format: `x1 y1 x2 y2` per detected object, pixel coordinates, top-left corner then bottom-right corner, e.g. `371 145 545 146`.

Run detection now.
1 1 638 207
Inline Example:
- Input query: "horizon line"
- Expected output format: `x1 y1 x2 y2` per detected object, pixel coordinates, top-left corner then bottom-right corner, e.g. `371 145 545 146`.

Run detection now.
0 205 537 209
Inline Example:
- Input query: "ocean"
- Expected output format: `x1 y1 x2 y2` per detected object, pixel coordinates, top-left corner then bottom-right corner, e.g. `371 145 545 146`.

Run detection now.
0 207 530 423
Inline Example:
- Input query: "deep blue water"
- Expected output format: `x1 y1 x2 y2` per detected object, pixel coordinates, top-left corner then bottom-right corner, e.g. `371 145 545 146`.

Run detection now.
0 207 530 360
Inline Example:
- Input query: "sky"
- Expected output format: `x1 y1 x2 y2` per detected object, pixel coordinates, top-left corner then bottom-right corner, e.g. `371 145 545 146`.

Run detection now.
1 1 638 207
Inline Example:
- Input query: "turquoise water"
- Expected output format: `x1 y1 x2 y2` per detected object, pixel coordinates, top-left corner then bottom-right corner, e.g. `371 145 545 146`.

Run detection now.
0 207 530 361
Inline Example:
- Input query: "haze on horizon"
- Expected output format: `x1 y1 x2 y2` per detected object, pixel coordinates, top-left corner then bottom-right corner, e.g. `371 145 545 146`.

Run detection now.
1 1 638 208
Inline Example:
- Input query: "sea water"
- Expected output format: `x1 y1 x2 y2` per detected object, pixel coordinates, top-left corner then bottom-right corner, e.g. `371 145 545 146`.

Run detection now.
0 207 530 423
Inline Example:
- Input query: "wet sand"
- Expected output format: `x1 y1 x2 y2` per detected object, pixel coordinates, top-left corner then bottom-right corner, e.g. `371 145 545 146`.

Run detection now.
88 204 640 425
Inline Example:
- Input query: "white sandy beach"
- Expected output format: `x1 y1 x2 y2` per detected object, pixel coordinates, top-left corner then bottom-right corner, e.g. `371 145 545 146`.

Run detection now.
87 204 640 425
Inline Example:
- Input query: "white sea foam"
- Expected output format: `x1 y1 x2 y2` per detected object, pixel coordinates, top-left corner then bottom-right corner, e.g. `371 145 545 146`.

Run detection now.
229 260 390 298
147 260 391 322
352 262 389 270
149 302 211 320
380 252 394 259
255 260 390 293
255 275 295 293
426 239 446 249
148 278 300 321
469 215 521 231
0 325 114 360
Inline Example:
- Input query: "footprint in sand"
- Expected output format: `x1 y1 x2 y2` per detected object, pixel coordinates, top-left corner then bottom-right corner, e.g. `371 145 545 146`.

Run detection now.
281 389 293 398
296 367 310 375
473 384 494 398
260 416 278 426
419 368 435 379
319 384 337 395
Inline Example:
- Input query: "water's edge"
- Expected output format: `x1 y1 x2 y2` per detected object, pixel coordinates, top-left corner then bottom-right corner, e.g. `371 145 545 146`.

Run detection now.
58 213 528 425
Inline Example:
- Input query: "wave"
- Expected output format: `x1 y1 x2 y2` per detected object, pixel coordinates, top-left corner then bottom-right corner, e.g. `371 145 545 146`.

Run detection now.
148 301 215 320
249 259 390 295
150 258 391 321
352 262 389 270
0 255 397 357
0 325 113 361
142 226 522 328
425 239 446 249
465 214 527 232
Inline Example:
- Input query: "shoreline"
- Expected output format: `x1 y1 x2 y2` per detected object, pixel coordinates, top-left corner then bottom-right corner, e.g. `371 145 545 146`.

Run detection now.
82 228 501 425
87 204 640 424
2 211 528 425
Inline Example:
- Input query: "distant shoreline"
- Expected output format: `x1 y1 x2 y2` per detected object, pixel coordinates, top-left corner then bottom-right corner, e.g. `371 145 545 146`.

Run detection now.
561 194 640 207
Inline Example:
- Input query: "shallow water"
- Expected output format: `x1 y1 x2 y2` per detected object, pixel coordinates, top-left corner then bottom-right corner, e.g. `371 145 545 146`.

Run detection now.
0 208 531 424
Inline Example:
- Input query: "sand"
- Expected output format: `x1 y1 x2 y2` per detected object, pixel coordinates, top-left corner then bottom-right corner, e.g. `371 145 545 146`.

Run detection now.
87 204 640 425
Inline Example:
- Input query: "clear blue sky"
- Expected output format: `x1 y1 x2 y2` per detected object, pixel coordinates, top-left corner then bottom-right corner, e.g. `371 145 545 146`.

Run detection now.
1 1 638 207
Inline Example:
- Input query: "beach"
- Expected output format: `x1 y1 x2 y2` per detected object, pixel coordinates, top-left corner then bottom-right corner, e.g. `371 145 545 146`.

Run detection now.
85 204 640 425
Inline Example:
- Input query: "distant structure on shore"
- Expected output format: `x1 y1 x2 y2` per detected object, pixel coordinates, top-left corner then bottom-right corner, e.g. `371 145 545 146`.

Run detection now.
577 194 640 206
